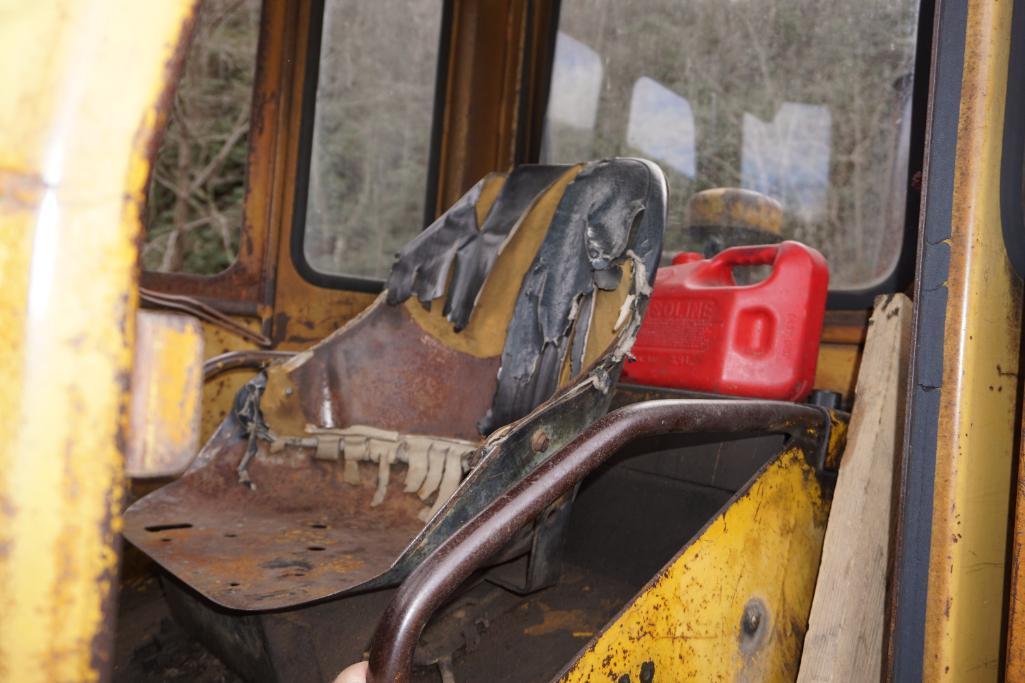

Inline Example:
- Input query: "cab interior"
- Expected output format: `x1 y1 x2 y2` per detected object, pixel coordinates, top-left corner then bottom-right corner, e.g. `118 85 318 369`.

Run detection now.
109 0 937 680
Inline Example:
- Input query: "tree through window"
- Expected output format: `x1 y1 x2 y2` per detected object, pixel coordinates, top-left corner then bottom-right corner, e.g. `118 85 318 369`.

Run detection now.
144 0 261 275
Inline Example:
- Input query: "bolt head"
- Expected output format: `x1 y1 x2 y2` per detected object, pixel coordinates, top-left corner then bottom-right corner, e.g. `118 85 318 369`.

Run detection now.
742 604 761 634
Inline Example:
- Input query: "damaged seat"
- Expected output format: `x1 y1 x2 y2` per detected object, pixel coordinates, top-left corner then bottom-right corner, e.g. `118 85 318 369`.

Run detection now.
124 158 666 612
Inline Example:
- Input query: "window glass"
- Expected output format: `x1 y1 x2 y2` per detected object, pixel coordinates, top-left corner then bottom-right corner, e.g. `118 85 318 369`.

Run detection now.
627 77 696 179
144 0 261 274
542 0 919 288
301 1 443 280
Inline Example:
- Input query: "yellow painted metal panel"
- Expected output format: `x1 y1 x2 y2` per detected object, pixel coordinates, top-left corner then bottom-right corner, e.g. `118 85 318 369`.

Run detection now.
814 342 860 401
0 1 196 681
198 321 263 441
923 0 1020 679
127 312 204 478
558 448 829 682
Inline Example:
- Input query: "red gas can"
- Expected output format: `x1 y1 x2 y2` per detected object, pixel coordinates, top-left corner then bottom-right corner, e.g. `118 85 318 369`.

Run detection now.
623 241 829 401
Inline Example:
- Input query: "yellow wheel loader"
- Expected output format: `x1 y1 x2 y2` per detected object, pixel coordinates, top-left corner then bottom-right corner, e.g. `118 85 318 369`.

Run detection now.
2 1 1024 681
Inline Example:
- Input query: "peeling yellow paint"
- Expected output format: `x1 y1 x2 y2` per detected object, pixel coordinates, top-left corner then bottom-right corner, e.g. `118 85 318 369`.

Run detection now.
559 448 830 682
0 1 196 680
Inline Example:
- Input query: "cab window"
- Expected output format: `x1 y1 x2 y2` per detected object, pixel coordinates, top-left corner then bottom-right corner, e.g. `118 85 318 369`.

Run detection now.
143 0 262 275
298 0 444 282
541 0 920 289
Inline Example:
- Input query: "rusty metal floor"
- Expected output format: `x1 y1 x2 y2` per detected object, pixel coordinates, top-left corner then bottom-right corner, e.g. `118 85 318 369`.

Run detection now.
124 443 429 610
114 562 635 683
114 426 772 682
415 563 637 683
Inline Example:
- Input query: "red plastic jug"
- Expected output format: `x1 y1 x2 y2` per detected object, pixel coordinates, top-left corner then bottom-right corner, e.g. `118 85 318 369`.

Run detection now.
622 241 829 400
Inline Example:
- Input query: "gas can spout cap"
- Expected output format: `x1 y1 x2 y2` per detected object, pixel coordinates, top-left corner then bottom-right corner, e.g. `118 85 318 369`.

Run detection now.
670 252 704 266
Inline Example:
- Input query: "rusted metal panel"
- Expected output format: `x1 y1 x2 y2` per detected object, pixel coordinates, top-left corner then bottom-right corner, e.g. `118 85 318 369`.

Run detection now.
0 1 196 681
810 311 868 406
127 311 205 478
123 376 617 611
125 158 668 617
126 433 428 609
283 302 500 441
820 309 869 345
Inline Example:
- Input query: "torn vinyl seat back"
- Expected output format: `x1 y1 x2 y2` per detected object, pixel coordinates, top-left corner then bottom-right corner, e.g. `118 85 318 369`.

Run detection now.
124 158 667 611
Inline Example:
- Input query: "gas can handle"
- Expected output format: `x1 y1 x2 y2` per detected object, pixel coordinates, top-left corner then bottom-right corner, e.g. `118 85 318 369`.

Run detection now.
694 243 781 284
711 243 781 268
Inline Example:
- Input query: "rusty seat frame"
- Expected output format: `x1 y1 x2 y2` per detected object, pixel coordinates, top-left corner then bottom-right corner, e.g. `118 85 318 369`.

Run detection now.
124 158 669 613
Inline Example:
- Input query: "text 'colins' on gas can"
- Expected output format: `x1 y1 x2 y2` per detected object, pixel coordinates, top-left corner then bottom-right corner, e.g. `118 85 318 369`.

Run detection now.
622 241 829 401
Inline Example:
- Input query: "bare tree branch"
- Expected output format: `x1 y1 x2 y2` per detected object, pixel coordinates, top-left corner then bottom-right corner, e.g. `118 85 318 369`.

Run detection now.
188 105 250 194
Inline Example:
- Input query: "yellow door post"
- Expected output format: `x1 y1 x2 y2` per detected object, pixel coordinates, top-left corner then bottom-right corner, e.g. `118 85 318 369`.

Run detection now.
0 2 195 681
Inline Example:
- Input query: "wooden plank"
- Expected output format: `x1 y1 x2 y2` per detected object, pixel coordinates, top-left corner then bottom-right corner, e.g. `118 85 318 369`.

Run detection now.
797 294 912 682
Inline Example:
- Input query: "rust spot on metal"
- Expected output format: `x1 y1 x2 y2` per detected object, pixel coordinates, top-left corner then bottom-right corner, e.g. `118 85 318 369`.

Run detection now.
124 449 427 610
531 429 551 453
523 605 588 636
283 302 499 441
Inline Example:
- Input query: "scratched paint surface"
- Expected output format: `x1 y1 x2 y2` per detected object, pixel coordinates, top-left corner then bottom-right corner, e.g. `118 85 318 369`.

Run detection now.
559 448 829 682
127 311 204 477
0 2 196 681
922 1 1021 679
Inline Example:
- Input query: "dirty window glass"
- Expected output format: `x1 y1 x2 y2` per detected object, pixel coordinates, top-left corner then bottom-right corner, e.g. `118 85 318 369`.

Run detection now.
144 0 261 275
542 0 920 288
301 1 443 280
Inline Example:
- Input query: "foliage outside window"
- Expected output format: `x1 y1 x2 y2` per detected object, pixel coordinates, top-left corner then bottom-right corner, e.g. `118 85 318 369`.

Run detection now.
542 0 919 288
144 0 261 275
301 0 442 281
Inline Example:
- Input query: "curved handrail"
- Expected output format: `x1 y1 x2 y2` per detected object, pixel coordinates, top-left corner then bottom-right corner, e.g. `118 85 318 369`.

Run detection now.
365 399 831 682
202 350 294 381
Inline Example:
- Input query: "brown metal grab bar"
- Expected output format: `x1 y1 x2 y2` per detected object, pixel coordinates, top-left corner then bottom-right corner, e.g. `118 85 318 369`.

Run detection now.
365 398 834 682
202 350 294 381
